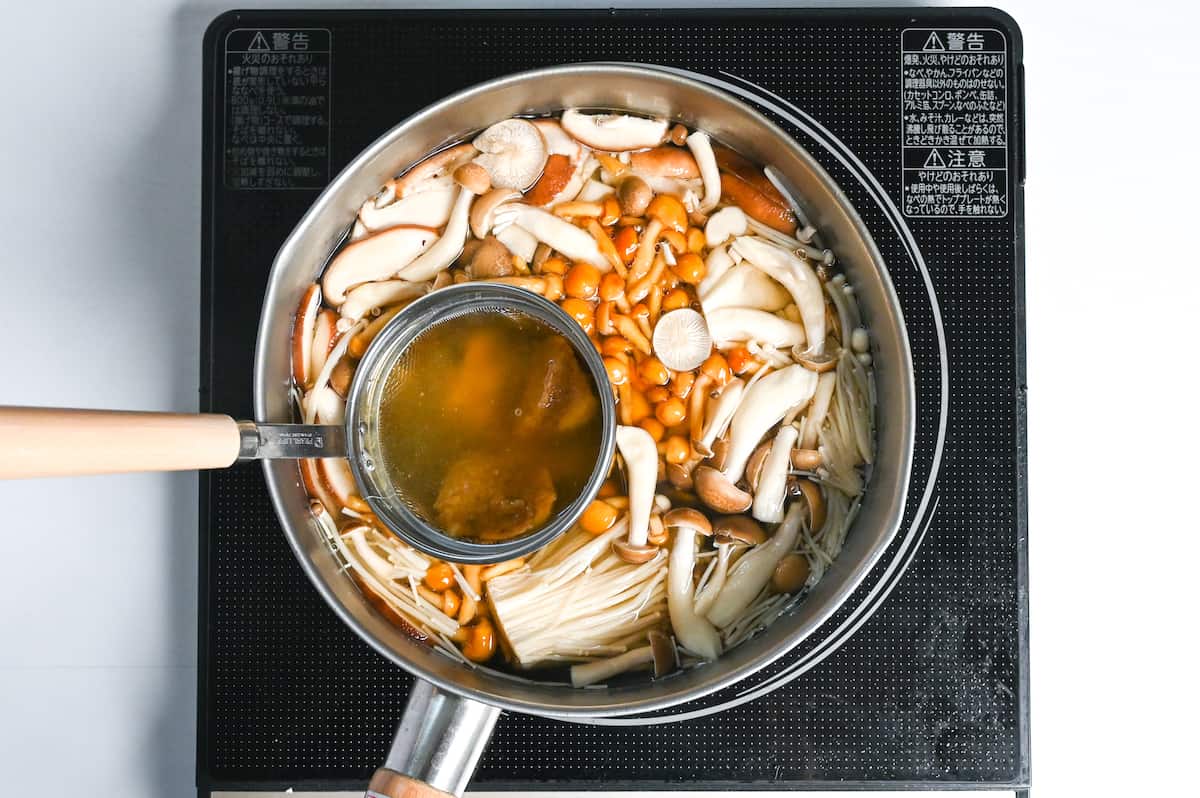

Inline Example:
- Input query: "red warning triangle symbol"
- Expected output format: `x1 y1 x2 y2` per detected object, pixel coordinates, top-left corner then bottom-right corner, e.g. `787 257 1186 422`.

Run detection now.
248 31 271 52
923 32 946 51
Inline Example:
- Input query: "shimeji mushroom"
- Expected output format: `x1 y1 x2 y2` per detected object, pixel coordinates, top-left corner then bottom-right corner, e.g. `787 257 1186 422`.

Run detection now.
664 509 723 661
706 501 806 628
396 187 474 282
699 263 791 314
799 370 837 450
561 109 669 151
614 425 659 563
322 225 438 305
487 518 669 667
751 424 799 523
706 307 807 350
469 188 522 240
686 131 722 212
731 236 827 355
652 308 712 372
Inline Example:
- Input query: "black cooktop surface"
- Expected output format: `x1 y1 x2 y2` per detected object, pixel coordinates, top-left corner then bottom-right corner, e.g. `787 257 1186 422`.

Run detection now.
199 7 1027 794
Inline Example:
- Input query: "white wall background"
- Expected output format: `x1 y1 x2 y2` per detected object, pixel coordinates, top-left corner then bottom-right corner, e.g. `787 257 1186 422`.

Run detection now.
1 1 1196 796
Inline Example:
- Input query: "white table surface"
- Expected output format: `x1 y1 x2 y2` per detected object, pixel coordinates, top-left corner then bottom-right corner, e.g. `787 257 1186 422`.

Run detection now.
2 1 1197 796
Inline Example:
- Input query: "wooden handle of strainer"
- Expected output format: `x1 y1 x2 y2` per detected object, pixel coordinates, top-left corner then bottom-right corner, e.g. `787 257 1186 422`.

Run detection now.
0 407 242 478
366 769 456 798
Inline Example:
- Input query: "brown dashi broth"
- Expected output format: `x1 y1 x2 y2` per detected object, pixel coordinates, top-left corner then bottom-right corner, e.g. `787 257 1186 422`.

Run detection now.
377 309 603 543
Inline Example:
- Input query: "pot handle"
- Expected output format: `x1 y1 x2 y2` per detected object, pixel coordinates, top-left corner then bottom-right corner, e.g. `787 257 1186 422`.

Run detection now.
0 406 345 479
367 680 500 798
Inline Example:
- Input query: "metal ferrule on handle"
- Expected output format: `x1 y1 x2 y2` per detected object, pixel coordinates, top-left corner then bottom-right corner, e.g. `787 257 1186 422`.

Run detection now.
367 681 501 798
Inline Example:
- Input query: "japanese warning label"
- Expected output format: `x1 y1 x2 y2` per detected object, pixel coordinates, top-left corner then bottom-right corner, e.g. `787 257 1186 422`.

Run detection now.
224 29 331 190
901 28 1008 218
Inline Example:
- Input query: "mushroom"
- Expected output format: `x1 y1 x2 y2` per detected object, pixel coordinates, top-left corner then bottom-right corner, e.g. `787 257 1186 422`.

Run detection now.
744 439 772 491
494 223 538 263
691 540 732 617
771 553 811 594
561 109 669 151
453 162 491 195
706 501 805 628
651 308 712 372
799 370 837 450
664 508 722 661
321 225 438 305
526 121 591 207
695 378 745 455
471 118 548 190
731 236 827 355
648 630 679 677
722 364 818 484
570 646 655 687
469 188 522 239
795 349 838 373
385 142 478 199
616 175 653 217
706 307 806 350
698 244 737 298
396 187 474 282
359 187 457 232
328 358 354 399
614 425 659 562
693 466 752 514
309 385 345 424
309 309 336 379
752 424 799 523
464 235 516 278
704 206 748 249
291 284 322 387
791 478 826 534
720 172 796 234
576 179 616 203
685 131 722 212
339 279 428 322
791 448 823 471
509 205 610 269
712 515 767 546
699 263 791 313
318 457 369 513
629 147 700 178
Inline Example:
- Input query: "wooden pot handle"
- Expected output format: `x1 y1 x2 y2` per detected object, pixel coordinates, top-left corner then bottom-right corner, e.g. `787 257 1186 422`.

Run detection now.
0 406 242 479
366 769 456 798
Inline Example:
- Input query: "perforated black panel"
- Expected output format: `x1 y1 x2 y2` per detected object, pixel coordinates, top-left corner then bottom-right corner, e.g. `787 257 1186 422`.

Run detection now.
200 8 1027 794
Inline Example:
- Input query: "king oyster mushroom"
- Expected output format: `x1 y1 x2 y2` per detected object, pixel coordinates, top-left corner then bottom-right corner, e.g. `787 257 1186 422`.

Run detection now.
730 235 827 355
751 424 799 523
705 307 806 350
291 284 322 388
700 262 791 314
507 205 610 269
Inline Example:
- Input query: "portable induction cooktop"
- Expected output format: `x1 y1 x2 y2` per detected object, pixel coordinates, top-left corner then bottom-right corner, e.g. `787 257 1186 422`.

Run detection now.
199 7 1028 795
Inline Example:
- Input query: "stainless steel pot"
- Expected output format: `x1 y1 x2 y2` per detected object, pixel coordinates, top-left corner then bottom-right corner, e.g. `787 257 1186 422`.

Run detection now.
255 64 915 797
